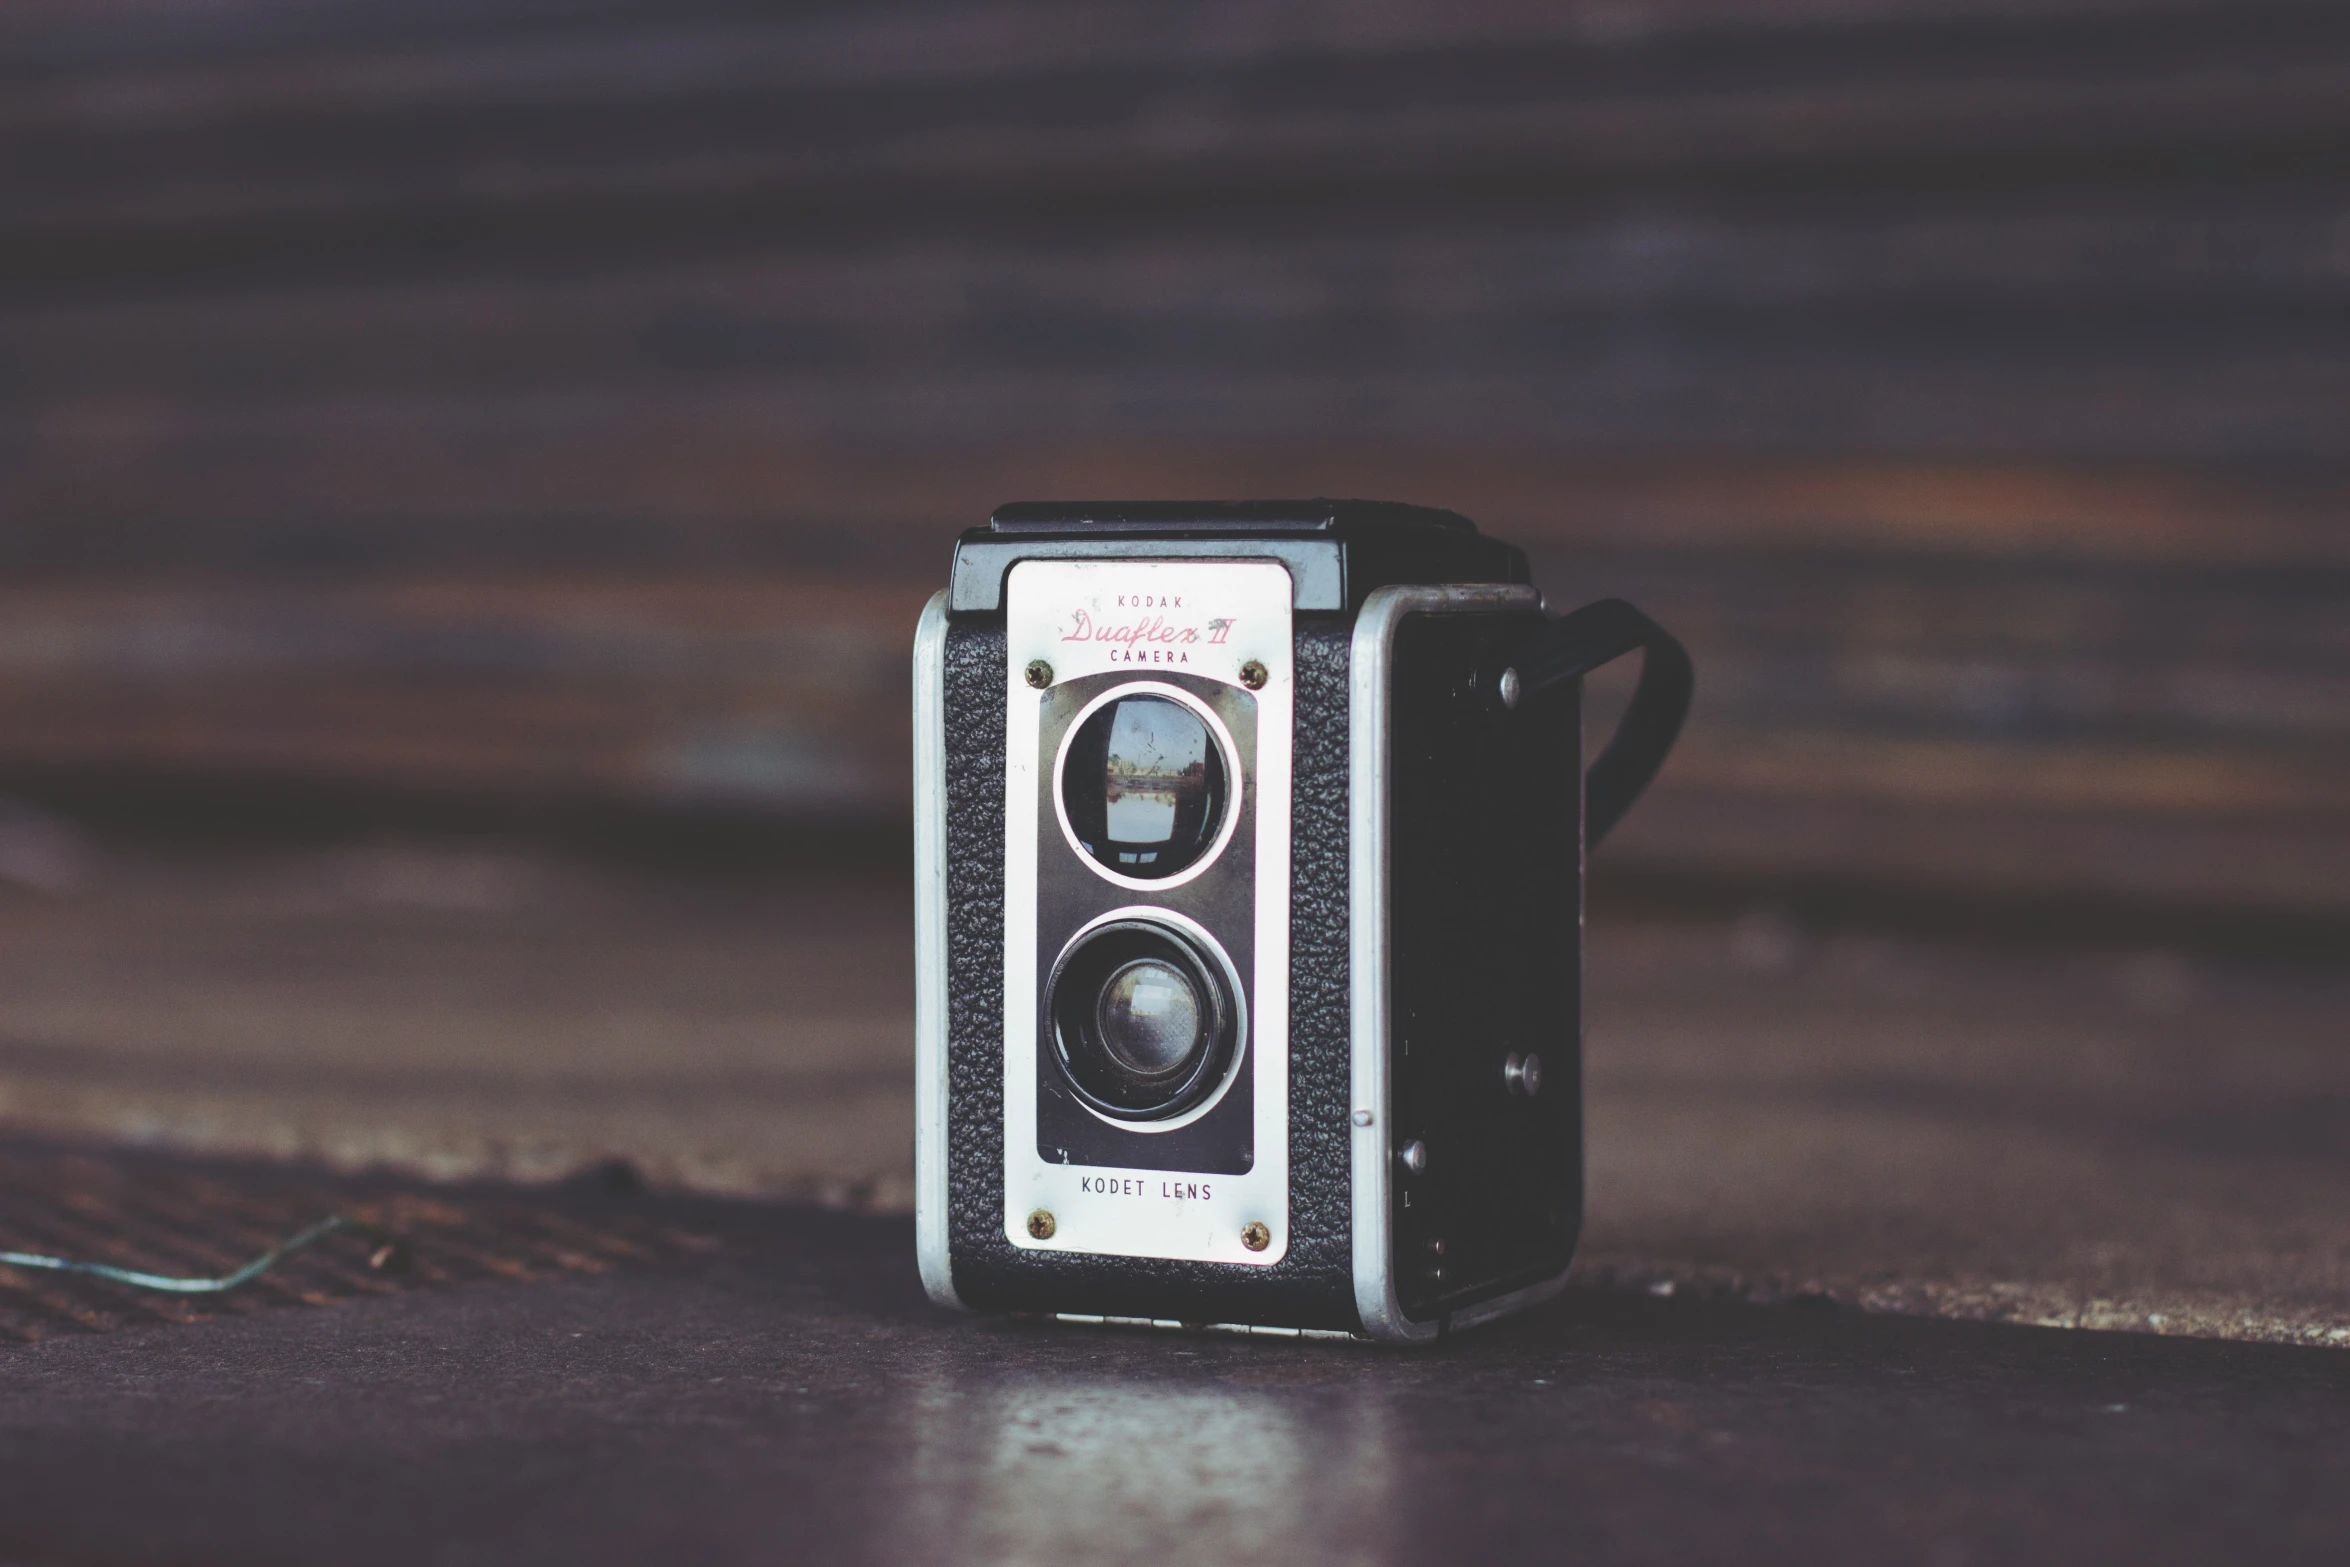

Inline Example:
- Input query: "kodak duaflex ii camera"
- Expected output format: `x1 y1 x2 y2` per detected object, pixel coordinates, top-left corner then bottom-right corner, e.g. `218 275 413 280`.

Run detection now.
913 501 1691 1342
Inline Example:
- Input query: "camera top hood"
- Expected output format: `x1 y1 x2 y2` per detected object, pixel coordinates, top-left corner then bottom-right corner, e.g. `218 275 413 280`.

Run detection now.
947 498 1532 614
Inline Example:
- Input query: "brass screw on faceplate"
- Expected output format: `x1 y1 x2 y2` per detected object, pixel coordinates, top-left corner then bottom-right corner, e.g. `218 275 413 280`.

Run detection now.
1239 660 1268 690
1240 1221 1271 1252
1025 660 1054 689
1027 1209 1057 1240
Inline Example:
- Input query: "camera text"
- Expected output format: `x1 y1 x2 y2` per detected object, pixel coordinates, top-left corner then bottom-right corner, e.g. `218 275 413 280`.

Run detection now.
1077 1175 1215 1201
1059 607 1239 660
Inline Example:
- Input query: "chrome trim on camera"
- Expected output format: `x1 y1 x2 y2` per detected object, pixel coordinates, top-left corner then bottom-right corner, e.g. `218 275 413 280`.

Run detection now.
1050 1313 1364 1342
1002 559 1294 1268
912 589 964 1312
1348 582 1544 1344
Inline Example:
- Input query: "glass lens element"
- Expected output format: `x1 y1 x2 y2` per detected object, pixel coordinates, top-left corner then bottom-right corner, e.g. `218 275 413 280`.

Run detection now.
1062 693 1228 880
1045 920 1239 1121
1104 697 1192 844
1094 957 1205 1077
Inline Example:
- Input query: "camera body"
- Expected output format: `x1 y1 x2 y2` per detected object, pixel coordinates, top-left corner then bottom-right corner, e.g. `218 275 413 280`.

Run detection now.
914 501 1689 1342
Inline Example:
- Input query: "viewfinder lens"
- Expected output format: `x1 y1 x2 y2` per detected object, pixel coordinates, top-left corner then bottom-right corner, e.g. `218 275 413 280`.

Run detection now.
1061 694 1227 880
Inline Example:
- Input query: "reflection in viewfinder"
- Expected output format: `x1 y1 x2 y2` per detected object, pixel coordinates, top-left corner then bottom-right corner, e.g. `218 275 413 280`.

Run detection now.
1061 692 1229 881
1103 699 1205 853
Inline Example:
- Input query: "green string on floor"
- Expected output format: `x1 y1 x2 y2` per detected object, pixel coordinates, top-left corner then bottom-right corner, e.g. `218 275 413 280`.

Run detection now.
0 1215 402 1294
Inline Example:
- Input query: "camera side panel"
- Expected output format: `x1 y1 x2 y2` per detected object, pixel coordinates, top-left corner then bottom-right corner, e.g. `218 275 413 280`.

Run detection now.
1387 611 1585 1321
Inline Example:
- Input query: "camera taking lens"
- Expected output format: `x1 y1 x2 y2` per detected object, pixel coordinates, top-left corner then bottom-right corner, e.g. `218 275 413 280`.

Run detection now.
1046 920 1238 1121
1060 693 1228 879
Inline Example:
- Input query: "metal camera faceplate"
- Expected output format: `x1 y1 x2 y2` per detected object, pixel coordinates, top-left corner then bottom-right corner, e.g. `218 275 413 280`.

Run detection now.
1002 559 1292 1268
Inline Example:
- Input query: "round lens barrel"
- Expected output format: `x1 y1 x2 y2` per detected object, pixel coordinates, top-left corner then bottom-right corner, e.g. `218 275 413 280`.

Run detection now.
1060 694 1227 880
1047 921 1238 1121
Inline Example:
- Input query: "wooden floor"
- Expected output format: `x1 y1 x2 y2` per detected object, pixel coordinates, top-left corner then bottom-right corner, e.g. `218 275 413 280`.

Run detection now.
3 836 2342 1348
9 1182 2350 1566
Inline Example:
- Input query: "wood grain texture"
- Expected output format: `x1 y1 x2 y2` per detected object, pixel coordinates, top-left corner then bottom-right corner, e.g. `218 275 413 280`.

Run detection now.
4 850 2346 1346
0 579 924 814
2 558 2341 913
0 0 2342 916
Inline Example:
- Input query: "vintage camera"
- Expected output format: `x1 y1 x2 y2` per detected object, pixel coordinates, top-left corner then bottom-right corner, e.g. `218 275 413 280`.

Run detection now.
912 501 1690 1341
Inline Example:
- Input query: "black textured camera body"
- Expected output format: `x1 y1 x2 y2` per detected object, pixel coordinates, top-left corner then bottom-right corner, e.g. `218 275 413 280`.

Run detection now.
915 501 1690 1342
940 613 1362 1328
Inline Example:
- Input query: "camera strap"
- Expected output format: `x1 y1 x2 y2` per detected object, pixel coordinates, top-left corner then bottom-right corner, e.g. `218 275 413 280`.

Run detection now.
1505 598 1694 850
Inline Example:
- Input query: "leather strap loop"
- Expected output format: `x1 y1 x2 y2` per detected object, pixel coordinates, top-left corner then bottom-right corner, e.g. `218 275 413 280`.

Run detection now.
1506 598 1693 850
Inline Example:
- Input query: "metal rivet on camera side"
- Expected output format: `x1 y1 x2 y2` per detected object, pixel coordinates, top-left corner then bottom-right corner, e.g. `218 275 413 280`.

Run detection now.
1428 1237 1446 1258
1240 1221 1271 1252
1027 1209 1057 1240
1024 660 1054 689
1399 1139 1428 1174
1504 1051 1543 1098
1498 667 1522 710
1239 659 1268 690
1351 1109 1374 1127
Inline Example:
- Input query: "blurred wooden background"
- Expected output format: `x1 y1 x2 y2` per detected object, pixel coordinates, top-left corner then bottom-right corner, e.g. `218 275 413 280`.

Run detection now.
3 0 2346 930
